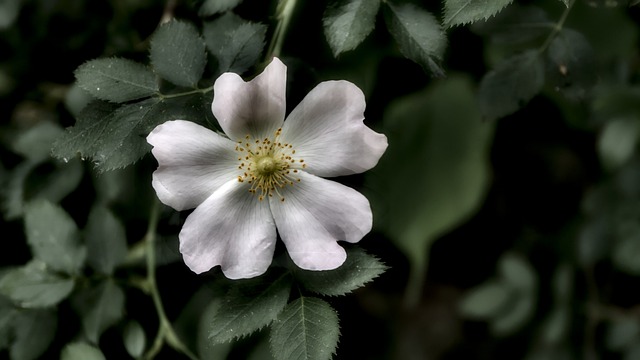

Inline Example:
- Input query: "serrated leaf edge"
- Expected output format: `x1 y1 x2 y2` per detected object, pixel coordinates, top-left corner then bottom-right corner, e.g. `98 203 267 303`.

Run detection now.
444 0 515 28
208 272 292 344
302 255 388 297
269 296 341 360
75 58 159 102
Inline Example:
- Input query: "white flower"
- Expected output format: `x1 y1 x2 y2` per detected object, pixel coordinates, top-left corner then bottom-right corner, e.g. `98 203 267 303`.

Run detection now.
146 58 388 279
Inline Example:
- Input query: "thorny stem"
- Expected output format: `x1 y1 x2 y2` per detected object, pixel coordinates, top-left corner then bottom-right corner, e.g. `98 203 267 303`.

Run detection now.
266 0 298 59
539 0 575 53
142 200 198 360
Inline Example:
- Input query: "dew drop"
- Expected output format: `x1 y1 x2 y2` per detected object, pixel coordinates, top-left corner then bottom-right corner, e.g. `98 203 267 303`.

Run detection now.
62 158 69 163
96 87 100 91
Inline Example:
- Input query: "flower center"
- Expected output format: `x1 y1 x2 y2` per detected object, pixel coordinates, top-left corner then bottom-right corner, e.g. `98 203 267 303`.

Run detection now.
235 128 306 202
256 157 277 174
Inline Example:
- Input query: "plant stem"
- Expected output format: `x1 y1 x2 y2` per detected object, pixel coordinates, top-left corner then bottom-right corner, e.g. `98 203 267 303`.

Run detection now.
266 0 298 59
142 200 198 360
157 85 214 100
539 0 575 53
583 266 600 360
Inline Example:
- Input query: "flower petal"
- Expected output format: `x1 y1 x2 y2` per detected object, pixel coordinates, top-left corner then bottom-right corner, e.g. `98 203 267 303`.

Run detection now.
147 120 240 211
281 80 388 177
212 57 286 141
269 171 372 271
179 179 277 279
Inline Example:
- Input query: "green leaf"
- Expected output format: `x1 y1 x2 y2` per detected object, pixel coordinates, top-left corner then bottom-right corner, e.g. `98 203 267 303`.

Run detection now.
296 247 387 296
597 117 640 171
11 122 63 163
459 281 511 318
551 265 572 304
27 159 84 205
613 234 640 275
542 308 569 344
10 309 57 360
2 162 35 219
75 58 158 103
323 0 381 57
3 121 83 220
368 76 494 305
72 280 125 343
498 253 535 292
85 205 128 275
384 3 446 77
0 261 74 308
123 321 146 358
199 0 243 16
209 272 292 343
625 343 640 360
2 157 83 221
444 0 514 27
0 296 16 350
52 100 149 171
61 342 106 360
24 200 86 274
478 50 544 120
605 318 640 350
203 12 267 74
547 29 596 100
0 0 20 29
490 294 534 335
270 297 339 360
578 217 612 265
53 93 213 172
93 166 134 203
65 83 94 117
150 20 207 88
472 5 551 45
569 2 638 63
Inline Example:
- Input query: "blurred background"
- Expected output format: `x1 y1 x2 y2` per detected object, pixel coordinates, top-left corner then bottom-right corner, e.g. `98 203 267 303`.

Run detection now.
1 0 640 359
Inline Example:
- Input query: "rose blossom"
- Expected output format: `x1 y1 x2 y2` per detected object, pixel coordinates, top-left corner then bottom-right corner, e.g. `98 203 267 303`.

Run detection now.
147 57 387 279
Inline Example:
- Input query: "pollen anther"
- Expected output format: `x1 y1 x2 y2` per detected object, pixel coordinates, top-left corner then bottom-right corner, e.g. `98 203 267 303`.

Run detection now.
234 129 305 201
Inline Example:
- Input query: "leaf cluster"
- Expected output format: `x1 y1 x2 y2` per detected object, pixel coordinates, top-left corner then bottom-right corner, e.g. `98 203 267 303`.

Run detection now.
53 11 267 173
207 247 387 360
0 200 129 359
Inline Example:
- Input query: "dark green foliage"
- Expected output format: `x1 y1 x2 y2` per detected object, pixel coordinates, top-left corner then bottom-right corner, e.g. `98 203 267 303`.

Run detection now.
2 0 640 359
24 200 86 274
444 0 514 27
203 12 267 74
270 297 340 360
0 262 74 308
323 0 380 56
10 309 57 360
150 20 207 88
85 205 128 275
478 50 545 120
384 3 446 77
199 0 244 16
75 58 159 102
295 247 387 296
72 280 125 344
209 272 292 343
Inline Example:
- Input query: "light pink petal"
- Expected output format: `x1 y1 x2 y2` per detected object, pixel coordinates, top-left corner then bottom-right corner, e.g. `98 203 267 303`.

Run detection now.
147 120 240 211
281 80 388 177
212 57 286 141
269 171 372 271
179 179 277 279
